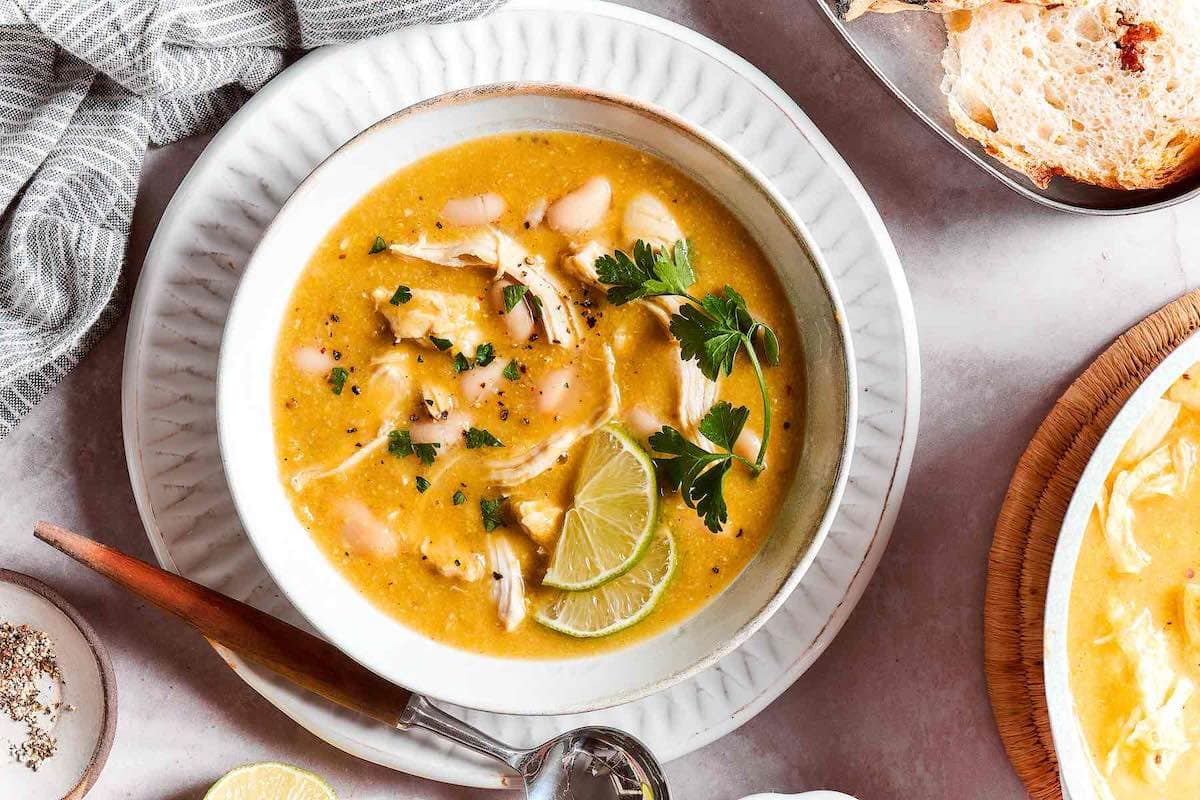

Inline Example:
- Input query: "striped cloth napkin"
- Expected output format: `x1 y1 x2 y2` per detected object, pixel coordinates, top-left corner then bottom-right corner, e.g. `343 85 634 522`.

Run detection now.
0 0 503 439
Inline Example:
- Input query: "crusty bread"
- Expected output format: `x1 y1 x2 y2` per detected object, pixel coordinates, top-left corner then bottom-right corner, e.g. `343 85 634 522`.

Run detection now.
941 0 1200 190
839 0 1085 23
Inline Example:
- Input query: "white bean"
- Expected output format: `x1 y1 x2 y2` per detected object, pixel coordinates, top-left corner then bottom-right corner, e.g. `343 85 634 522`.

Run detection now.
411 411 472 445
546 177 611 235
461 359 508 406
293 346 335 375
338 499 399 559
536 367 577 415
440 193 506 226
490 278 536 342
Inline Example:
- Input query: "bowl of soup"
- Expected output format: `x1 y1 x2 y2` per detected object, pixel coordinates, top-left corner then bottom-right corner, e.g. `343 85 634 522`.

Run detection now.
1047 331 1200 799
218 83 855 714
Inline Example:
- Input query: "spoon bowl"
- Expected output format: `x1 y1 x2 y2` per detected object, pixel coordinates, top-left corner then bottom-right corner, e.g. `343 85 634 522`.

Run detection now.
401 694 668 799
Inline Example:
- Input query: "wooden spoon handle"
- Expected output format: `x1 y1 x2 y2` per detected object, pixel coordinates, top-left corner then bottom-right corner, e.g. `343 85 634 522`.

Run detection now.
34 521 413 728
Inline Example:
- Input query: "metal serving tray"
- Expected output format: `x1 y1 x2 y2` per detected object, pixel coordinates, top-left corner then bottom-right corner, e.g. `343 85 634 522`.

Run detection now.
813 1 1200 215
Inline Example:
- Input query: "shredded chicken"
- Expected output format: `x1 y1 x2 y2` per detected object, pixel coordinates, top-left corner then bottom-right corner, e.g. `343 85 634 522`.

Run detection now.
1104 601 1195 783
372 286 484 353
647 296 720 441
390 227 579 348
561 240 607 285
1119 399 1181 465
420 537 486 582
486 534 526 631
486 345 620 487
513 499 564 549
622 192 683 250
421 384 456 420
1105 446 1170 574
290 423 391 491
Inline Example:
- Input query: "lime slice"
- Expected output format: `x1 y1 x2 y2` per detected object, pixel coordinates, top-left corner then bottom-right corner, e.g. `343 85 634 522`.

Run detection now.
542 425 658 590
536 526 676 637
204 763 336 800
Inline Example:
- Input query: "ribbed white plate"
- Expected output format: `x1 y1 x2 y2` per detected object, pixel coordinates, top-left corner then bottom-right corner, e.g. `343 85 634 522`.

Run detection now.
121 0 920 788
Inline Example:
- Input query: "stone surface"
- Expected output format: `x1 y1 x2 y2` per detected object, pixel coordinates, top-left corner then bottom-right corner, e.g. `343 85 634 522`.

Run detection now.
4 1 1200 798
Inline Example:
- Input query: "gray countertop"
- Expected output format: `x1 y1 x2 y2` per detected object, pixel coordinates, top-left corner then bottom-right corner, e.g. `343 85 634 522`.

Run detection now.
5 1 1200 798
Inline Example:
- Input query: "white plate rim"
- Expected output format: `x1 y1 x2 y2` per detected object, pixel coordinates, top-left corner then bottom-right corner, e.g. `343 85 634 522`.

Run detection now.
120 0 921 787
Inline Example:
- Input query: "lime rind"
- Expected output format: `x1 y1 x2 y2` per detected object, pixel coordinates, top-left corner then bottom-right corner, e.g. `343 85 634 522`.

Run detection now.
542 425 659 591
535 526 676 638
204 762 336 800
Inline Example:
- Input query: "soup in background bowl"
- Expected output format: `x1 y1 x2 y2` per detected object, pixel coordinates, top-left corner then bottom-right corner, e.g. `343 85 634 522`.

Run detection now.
218 84 855 714
1047 331 1200 800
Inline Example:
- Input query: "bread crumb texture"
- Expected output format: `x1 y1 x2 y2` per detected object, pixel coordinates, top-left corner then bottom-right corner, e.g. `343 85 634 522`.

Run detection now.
941 0 1200 189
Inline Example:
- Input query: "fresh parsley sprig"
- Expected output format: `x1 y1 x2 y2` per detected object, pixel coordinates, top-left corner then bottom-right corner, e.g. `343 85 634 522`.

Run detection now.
650 401 754 533
596 239 779 472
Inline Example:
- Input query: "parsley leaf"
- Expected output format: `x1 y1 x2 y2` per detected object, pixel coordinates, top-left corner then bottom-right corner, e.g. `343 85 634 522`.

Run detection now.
452 490 466 506
503 360 521 381
429 335 452 351
369 235 388 254
452 352 472 374
649 403 753 533
388 285 412 305
387 430 439 465
474 343 495 367
329 367 349 395
415 476 431 493
594 239 695 305
502 284 529 313
670 301 742 381
480 496 507 532
464 427 504 449
697 401 750 451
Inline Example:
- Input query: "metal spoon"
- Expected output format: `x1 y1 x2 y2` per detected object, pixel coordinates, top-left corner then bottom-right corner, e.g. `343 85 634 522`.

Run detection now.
34 522 669 800
403 694 667 798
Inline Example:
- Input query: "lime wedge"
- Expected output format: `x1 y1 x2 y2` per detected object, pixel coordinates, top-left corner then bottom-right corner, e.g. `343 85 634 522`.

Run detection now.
536 526 676 637
204 763 336 800
542 425 658 591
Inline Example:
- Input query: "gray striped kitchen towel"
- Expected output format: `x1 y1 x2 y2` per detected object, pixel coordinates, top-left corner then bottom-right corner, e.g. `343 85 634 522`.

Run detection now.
0 0 504 439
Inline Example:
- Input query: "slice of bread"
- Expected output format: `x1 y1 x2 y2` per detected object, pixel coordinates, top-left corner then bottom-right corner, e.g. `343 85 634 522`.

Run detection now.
941 0 1200 189
839 0 1084 23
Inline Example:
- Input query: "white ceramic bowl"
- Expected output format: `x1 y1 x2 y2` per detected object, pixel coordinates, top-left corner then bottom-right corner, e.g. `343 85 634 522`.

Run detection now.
218 84 856 715
1045 330 1200 799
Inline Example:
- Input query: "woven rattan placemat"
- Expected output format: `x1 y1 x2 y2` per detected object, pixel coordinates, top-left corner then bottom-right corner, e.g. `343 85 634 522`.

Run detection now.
984 289 1200 798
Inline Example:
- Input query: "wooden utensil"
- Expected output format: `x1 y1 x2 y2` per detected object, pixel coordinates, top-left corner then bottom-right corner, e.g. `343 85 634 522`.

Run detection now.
34 521 671 799
33 521 412 728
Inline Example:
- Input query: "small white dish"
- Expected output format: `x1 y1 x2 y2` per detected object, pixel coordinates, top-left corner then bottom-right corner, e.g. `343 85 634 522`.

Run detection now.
1044 330 1200 799
217 83 856 716
0 570 116 800
739 793 858 800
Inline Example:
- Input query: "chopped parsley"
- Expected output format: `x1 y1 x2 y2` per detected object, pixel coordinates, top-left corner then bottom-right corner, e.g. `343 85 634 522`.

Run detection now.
474 343 495 367
452 352 473 374
368 235 388 254
502 360 521 381
650 401 752 533
502 284 529 313
595 239 782 532
329 367 349 395
388 285 412 305
597 239 778 474
452 490 466 506
387 430 439 465
480 496 507 532
415 476 431 493
429 335 453 351
464 427 503 449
